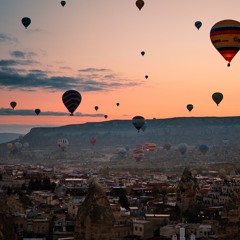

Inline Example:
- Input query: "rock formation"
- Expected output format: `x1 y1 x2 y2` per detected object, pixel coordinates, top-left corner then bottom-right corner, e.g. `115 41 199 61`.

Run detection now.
74 179 115 240
176 167 198 212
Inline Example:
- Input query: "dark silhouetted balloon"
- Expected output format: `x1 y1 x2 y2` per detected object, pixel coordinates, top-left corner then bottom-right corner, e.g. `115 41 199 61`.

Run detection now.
62 90 82 115
10 101 17 109
132 116 145 132
22 17 31 29
136 0 144 10
163 143 171 151
195 21 202 30
141 51 145 56
212 92 223 106
186 104 193 112
35 109 40 115
210 19 240 66
94 106 99 111
116 102 120 106
145 75 148 79
199 144 209 154
104 115 108 119
60 1 66 7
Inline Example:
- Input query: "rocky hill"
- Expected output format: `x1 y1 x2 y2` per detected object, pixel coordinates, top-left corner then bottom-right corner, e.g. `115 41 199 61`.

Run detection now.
1 116 240 164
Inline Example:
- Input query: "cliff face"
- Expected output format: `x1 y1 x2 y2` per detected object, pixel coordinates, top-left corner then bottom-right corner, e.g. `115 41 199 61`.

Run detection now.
75 179 115 240
0 193 16 240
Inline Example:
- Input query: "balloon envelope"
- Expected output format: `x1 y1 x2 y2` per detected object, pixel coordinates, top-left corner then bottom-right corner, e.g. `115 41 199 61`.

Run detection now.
10 101 17 109
116 103 120 106
132 116 145 132
58 138 69 151
186 104 193 112
89 137 97 145
178 143 188 155
62 90 82 115
136 0 144 10
210 19 240 65
35 109 40 115
61 1 66 7
145 75 148 79
195 21 202 30
94 106 99 111
104 115 108 119
212 92 223 106
22 17 31 29
141 51 145 56
199 144 209 154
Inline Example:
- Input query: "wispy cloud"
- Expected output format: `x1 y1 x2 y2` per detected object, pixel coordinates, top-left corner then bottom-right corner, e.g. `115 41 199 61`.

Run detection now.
0 63 141 92
10 50 37 59
78 68 110 72
0 33 17 43
0 108 104 117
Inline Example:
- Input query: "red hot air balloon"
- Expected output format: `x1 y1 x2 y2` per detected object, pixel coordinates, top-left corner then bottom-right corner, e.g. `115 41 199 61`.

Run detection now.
89 137 97 145
210 19 240 66
22 17 31 29
62 90 82 115
136 0 144 10
10 101 17 109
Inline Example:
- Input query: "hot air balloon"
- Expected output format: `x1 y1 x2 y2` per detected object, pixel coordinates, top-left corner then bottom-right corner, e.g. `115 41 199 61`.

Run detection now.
145 75 148 79
178 143 188 155
195 21 202 30
199 144 209 154
58 138 69 151
62 90 82 115
94 106 99 111
10 101 17 109
186 104 193 112
89 137 97 146
132 116 145 132
136 0 144 10
163 143 171 151
104 115 108 119
116 102 120 106
210 19 240 66
133 145 144 162
141 51 145 56
22 17 31 29
60 1 66 7
212 92 223 106
35 109 41 115
145 143 156 152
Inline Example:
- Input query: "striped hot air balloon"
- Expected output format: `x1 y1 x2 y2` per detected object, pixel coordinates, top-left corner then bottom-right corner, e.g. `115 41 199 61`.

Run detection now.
62 90 82 115
210 19 240 66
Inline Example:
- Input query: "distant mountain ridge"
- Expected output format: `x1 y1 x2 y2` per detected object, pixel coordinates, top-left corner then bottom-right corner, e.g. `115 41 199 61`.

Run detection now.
18 116 240 150
0 133 22 144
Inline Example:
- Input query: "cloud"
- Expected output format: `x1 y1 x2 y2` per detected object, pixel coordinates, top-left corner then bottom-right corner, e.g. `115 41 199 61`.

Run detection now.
10 51 37 59
0 108 104 117
78 68 110 72
0 64 142 91
0 33 17 43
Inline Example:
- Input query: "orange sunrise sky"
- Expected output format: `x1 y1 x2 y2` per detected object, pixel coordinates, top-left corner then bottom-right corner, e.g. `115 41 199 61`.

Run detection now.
0 0 240 133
